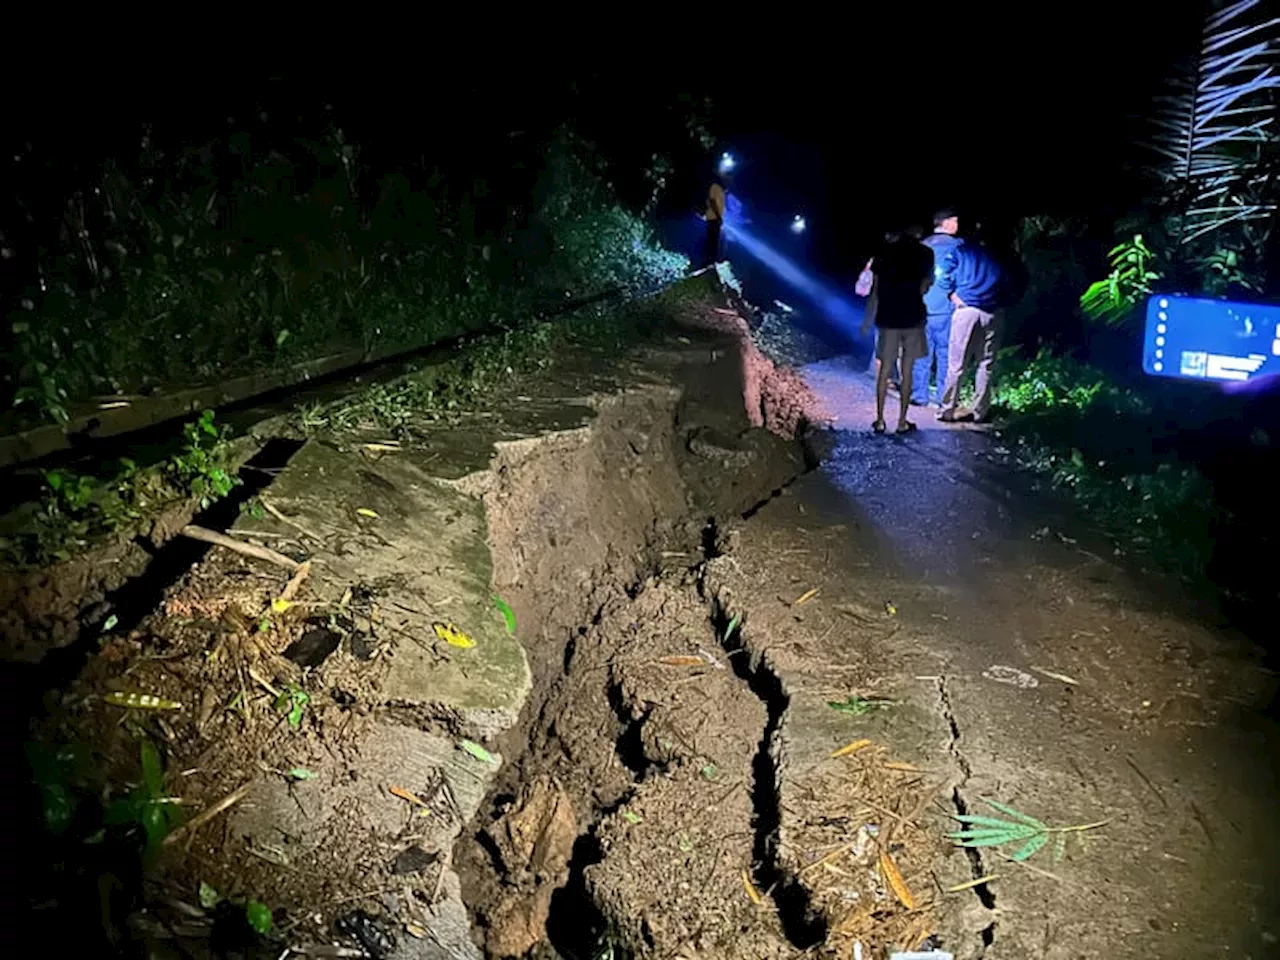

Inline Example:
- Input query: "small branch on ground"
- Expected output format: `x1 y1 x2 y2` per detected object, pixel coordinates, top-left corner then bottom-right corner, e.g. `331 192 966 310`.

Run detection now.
259 496 326 544
181 524 300 570
163 779 254 846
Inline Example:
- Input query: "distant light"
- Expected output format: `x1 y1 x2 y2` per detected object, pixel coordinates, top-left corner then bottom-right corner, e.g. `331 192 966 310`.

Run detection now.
1154 361 1164 371
718 152 736 175
1156 349 1163 359
1157 324 1167 334
1156 336 1165 347
1159 298 1169 309
1158 311 1168 321
791 215 806 234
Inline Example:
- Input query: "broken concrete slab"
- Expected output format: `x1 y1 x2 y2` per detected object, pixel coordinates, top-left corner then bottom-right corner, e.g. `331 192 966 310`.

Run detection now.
236 439 530 742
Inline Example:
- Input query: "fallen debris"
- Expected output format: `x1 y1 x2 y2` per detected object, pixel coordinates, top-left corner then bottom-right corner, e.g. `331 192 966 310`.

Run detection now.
831 738 873 759
981 665 1039 689
163 780 255 847
181 524 300 570
1031 665 1079 686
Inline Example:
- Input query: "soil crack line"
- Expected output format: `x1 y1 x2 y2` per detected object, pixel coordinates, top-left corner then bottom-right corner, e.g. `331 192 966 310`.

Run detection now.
701 567 826 948
936 675 997 953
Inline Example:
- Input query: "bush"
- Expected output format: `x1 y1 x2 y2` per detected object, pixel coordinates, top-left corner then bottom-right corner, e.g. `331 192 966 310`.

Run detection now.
995 348 1148 419
993 349 1214 580
3 124 687 428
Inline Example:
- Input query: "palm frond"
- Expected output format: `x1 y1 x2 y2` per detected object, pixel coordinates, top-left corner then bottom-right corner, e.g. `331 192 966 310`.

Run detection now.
1148 2 1280 247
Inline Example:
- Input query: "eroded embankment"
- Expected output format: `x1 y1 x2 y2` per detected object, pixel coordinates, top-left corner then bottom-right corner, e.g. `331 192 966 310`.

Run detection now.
455 316 825 958
12 295 828 960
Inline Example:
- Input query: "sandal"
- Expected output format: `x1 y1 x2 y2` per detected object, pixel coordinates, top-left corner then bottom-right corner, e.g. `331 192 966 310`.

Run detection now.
896 420 918 435
872 420 886 434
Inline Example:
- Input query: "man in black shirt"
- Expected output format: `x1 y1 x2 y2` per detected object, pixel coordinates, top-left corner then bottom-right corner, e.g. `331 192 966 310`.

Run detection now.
860 229 935 434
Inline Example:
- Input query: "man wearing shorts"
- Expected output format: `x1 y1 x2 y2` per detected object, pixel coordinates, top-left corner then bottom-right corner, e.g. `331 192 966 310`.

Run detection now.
860 229 935 434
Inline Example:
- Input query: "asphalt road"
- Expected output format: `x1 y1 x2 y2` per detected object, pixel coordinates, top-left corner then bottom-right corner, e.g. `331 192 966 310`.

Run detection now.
732 357 1280 958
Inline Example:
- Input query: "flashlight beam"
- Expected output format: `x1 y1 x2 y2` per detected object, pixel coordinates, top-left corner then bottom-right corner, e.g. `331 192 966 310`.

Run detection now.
723 223 863 333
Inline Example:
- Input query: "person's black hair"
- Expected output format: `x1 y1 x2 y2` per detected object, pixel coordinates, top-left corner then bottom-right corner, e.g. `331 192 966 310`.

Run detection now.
933 208 958 226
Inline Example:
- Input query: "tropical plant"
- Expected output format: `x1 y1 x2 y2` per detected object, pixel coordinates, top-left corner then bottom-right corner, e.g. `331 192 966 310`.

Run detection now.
103 740 184 860
1077 2 1277 325
1149 0 1279 247
947 798 1109 863
1079 235 1164 326
169 409 240 508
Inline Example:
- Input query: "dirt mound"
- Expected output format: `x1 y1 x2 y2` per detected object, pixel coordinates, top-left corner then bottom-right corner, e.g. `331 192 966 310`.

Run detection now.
679 305 833 439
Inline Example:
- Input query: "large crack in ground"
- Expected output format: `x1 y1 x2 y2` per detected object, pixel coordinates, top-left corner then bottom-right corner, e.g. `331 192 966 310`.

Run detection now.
704 585 826 949
936 675 998 953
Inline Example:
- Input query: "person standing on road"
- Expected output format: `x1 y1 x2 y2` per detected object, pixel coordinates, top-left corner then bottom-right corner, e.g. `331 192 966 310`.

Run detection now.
911 209 963 407
936 234 1007 423
701 174 728 268
860 229 935 434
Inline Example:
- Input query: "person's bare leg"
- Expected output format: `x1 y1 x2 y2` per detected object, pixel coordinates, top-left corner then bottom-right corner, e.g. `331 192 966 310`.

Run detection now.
897 357 914 429
874 354 889 430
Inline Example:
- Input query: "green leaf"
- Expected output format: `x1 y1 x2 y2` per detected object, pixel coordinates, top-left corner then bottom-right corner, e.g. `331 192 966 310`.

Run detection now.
199 881 220 909
983 798 1044 829
140 802 170 857
1011 832 1051 862
953 814 1024 828
102 614 119 632
948 826 1036 841
493 595 516 635
140 741 164 797
622 811 642 824
982 798 1045 830
287 767 317 780
245 900 273 935
460 739 497 765
949 833 1028 848
275 329 291 348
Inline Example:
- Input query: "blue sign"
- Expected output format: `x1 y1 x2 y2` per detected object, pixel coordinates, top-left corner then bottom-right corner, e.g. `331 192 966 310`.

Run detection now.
1142 294 1280 383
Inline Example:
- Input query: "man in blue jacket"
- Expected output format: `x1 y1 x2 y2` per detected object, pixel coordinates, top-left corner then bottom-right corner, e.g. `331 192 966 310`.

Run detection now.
936 235 1006 423
911 209 963 406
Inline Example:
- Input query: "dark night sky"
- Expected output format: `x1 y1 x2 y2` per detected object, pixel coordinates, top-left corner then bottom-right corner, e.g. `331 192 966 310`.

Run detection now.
692 4 1202 271
7 5 1199 280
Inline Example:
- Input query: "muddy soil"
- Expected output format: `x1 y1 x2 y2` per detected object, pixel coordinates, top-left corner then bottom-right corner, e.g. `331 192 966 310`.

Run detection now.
10 286 832 959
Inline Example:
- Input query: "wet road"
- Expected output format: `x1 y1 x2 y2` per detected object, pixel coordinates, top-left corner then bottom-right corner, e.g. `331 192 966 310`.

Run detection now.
744 358 1280 958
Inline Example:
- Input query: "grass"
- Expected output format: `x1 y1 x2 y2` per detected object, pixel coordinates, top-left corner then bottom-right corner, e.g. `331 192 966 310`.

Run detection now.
991 348 1217 582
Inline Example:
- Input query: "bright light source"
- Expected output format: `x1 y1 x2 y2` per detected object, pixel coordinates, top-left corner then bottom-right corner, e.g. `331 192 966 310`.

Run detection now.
718 152 736 175
791 215 806 234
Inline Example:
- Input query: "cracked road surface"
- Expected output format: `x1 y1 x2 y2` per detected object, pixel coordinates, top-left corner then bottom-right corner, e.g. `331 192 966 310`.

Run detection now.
716 358 1280 958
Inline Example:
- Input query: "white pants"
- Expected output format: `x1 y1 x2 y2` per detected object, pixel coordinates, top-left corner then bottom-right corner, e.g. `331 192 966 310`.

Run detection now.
941 306 1001 419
